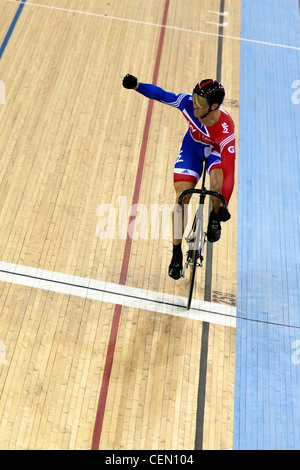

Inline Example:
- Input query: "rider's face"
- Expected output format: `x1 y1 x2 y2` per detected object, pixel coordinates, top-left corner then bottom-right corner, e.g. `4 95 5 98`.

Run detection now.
192 94 209 119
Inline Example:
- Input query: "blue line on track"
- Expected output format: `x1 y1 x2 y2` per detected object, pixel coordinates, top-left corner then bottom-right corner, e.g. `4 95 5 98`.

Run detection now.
0 0 27 60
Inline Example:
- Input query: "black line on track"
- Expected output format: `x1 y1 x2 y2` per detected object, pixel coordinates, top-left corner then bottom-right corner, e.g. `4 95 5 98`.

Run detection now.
1 268 299 330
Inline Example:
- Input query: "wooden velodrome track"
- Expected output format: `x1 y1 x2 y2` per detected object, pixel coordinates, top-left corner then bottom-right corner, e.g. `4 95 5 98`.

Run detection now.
0 0 240 450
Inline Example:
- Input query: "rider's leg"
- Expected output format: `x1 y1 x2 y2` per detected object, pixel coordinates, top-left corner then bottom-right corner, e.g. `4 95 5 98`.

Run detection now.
169 134 202 279
169 180 195 280
209 168 223 212
172 181 196 245
207 166 223 242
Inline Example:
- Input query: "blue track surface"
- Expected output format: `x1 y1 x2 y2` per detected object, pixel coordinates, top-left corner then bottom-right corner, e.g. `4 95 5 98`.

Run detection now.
235 0 300 450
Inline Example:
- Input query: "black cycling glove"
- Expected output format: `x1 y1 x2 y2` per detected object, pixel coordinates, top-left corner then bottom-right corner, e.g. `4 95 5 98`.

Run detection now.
122 74 138 89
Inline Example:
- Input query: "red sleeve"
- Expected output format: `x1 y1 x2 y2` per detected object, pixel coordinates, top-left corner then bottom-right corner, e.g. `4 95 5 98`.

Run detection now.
215 112 236 204
220 144 235 204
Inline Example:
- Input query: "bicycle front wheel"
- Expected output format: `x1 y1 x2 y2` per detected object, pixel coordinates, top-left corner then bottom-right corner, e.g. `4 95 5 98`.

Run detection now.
187 249 198 310
185 199 205 310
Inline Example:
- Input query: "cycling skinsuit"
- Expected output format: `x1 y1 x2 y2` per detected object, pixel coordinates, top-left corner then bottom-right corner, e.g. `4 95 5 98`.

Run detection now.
136 83 236 204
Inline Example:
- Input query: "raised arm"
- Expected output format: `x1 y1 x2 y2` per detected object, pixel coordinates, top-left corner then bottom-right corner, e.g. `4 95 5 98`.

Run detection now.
122 74 190 110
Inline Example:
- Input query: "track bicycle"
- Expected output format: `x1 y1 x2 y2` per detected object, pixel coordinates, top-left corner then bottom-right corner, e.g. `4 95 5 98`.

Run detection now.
178 161 227 310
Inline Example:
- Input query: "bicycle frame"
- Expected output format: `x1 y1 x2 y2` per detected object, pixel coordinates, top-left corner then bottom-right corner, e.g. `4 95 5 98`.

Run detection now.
177 161 227 309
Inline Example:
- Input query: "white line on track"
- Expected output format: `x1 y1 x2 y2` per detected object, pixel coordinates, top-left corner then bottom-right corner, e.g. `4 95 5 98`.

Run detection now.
207 10 229 17
0 261 236 328
206 21 228 27
5 0 300 51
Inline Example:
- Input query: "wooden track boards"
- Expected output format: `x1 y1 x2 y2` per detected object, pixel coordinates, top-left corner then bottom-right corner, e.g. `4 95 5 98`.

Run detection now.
0 0 240 449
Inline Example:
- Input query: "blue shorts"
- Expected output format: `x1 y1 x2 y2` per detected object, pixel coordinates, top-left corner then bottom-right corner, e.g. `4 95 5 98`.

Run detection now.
173 131 221 185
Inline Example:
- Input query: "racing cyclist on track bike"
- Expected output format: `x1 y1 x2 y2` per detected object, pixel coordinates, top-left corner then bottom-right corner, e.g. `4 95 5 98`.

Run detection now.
123 74 236 280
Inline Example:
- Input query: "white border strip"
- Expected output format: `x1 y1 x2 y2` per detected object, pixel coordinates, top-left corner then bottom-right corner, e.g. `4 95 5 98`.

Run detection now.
0 261 236 328
5 0 300 51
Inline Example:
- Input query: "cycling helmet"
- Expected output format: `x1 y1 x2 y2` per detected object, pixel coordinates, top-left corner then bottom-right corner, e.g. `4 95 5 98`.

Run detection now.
193 79 225 107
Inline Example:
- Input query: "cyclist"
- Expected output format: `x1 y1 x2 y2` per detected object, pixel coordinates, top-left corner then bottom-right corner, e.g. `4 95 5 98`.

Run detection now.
122 74 236 280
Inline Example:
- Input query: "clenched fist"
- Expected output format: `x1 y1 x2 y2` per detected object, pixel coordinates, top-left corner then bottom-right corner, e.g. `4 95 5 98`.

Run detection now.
122 74 138 89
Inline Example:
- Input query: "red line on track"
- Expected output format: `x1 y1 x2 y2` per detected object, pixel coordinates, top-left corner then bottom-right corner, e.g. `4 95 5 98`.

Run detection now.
91 0 170 450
